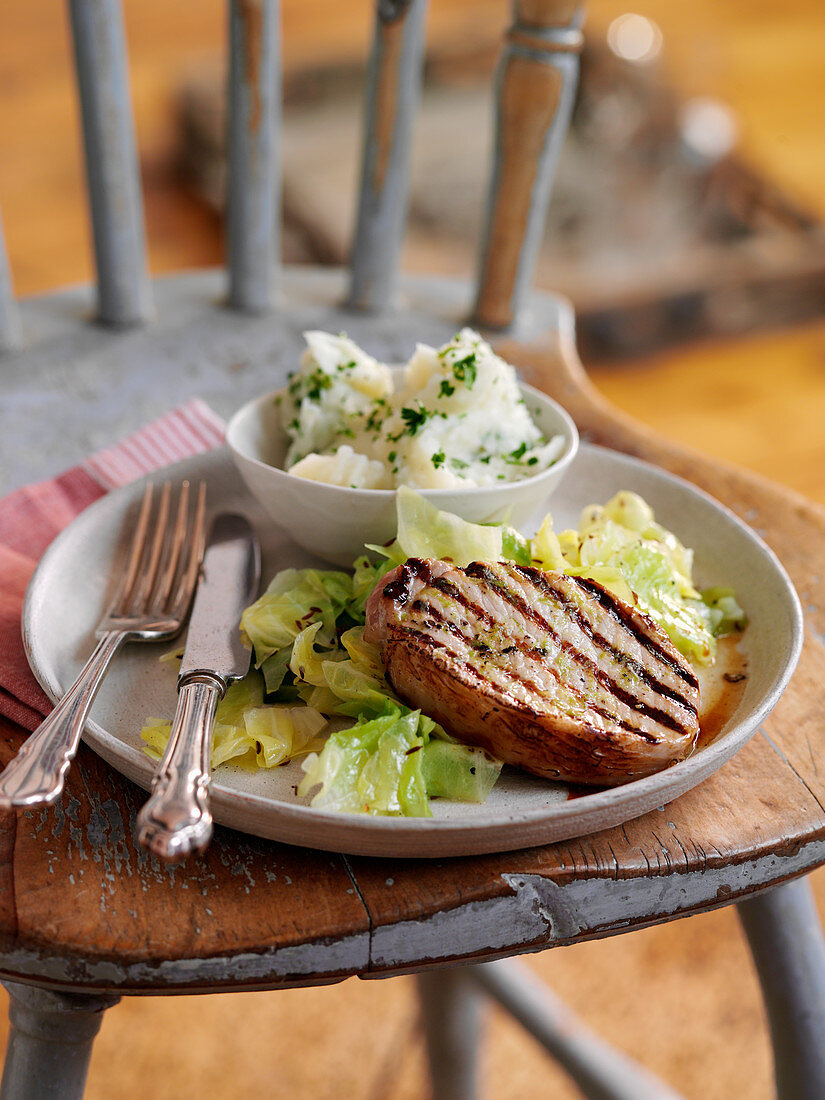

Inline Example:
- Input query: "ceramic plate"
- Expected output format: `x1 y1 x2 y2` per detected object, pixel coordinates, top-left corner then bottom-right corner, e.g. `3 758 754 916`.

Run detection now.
22 445 802 857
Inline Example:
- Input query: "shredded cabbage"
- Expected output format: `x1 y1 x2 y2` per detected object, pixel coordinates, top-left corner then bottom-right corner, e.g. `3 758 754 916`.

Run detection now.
390 484 503 566
242 705 327 767
141 673 327 769
298 710 431 816
289 621 345 687
298 707 503 816
350 555 394 619
700 586 749 636
420 740 502 803
528 490 746 666
240 567 352 664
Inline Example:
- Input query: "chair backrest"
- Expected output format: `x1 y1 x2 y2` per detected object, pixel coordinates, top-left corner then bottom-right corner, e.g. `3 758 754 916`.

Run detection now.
0 0 583 352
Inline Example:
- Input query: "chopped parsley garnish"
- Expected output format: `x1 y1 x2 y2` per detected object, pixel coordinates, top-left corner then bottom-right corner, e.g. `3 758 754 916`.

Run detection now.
364 407 385 433
438 335 462 359
304 369 333 402
431 450 446 468
439 380 455 398
503 441 536 465
502 441 543 467
400 405 429 435
452 354 477 388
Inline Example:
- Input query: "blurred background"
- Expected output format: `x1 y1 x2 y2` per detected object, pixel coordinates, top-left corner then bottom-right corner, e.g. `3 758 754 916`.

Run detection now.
1 1 824 1097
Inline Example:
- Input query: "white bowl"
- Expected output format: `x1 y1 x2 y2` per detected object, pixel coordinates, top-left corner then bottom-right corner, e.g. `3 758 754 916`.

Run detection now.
226 381 579 567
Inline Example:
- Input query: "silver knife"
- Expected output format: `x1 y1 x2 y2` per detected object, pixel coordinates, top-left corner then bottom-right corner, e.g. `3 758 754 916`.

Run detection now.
137 512 260 862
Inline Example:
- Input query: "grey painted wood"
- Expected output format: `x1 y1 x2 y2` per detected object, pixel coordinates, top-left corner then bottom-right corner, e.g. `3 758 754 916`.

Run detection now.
368 842 825 973
0 982 120 1100
0 268 570 498
469 960 684 1100
416 969 481 1100
738 877 825 1100
227 0 280 313
0 214 21 353
347 0 429 312
68 0 153 327
472 3 584 331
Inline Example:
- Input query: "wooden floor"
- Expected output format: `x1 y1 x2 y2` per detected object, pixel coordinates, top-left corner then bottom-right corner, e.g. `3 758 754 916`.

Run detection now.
1 2 825 1097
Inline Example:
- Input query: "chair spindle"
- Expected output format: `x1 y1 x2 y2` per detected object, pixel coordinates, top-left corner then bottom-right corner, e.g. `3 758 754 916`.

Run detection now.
472 1 584 331
347 0 429 312
0 215 21 352
227 0 281 313
68 0 153 326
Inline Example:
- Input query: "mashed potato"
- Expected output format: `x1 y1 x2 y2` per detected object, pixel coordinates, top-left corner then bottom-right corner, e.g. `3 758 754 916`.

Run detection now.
278 329 565 490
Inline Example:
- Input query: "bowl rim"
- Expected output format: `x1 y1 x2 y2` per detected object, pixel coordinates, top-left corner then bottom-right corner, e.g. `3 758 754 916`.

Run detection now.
225 379 580 500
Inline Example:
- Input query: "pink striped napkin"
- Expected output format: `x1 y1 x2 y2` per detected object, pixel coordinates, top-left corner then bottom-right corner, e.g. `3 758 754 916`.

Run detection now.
0 400 225 731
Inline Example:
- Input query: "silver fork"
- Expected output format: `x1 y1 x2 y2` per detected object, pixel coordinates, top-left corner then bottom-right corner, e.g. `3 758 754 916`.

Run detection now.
0 479 207 808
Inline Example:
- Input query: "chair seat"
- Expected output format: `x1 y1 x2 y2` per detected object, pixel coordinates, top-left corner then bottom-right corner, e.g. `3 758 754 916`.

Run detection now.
2 266 824 998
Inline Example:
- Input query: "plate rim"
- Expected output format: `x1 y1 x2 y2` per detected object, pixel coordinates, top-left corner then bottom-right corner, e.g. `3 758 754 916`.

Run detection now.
21 443 804 857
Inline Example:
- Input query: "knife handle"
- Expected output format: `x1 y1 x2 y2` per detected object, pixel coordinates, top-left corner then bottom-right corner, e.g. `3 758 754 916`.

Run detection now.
137 674 223 862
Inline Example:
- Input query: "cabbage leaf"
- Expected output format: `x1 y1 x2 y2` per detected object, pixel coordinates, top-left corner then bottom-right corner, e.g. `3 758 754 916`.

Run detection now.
140 672 327 770
391 485 503 566
528 490 746 666
240 567 352 664
298 706 503 816
298 710 430 816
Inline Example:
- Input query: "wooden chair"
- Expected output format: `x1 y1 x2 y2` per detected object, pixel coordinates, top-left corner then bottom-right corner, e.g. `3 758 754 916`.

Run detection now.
2 1 825 1097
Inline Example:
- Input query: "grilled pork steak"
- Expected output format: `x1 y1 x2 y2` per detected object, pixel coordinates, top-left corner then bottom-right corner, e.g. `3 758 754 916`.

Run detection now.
364 558 700 786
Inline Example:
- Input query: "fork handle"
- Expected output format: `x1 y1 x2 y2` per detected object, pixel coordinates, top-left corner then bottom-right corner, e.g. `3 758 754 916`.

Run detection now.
0 631 126 807
136 674 223 862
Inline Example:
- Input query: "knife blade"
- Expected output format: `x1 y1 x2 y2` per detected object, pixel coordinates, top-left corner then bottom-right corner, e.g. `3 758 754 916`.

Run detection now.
137 512 260 862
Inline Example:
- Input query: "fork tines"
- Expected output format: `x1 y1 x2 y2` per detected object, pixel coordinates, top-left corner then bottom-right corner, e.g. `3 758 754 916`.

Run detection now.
106 480 207 626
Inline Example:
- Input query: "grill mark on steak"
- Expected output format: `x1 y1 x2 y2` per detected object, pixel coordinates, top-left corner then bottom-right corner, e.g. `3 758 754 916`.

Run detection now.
571 575 700 689
386 622 519 704
410 596 662 743
509 564 698 715
382 557 436 607
462 562 693 737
